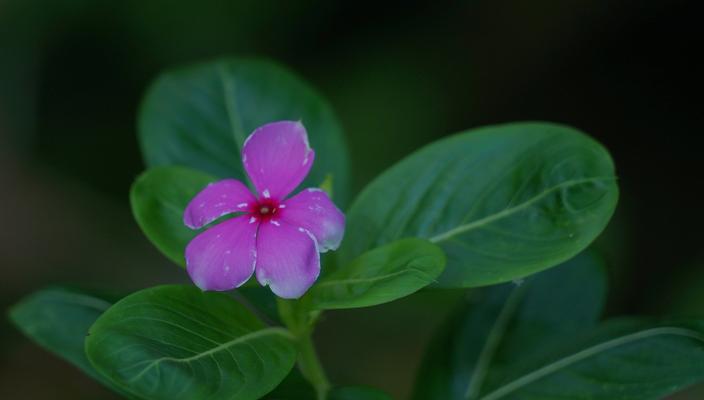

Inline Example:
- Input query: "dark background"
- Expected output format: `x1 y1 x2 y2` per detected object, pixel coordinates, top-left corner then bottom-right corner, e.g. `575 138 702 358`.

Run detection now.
1 0 703 398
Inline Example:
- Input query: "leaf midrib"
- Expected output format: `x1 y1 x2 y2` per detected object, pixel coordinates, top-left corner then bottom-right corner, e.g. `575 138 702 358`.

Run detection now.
465 286 525 399
126 327 292 383
315 266 435 289
478 327 704 400
50 292 113 313
217 63 246 152
429 176 614 243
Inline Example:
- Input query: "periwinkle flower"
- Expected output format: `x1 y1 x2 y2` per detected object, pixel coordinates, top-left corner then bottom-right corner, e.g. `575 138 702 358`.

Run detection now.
183 121 345 299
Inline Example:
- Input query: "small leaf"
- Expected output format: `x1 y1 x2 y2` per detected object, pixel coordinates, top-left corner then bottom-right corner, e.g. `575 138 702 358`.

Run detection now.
341 122 619 287
8 288 133 398
319 173 334 198
138 57 350 206
130 165 215 267
307 238 446 310
413 252 704 400
328 385 393 400
86 285 297 400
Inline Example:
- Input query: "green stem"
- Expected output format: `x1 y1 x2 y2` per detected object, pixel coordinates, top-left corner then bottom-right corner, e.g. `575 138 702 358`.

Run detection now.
277 298 330 400
297 329 331 400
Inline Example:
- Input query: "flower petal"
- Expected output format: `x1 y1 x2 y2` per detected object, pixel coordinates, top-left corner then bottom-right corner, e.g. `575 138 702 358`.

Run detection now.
255 221 320 299
281 188 345 252
185 216 258 291
242 121 315 200
183 179 255 229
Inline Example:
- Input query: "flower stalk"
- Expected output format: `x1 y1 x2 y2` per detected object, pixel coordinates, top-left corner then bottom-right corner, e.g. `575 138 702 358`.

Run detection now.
297 328 330 400
277 298 329 400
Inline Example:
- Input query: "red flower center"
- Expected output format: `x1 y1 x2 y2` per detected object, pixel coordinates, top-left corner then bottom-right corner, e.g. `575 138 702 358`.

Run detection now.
252 199 279 221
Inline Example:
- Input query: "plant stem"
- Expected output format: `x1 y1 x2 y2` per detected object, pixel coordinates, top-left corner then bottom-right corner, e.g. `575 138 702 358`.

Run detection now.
297 329 330 400
277 298 330 400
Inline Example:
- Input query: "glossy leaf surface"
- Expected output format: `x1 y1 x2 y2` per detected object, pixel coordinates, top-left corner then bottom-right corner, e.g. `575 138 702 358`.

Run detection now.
138 57 350 205
130 166 216 267
307 238 445 310
413 253 704 399
342 122 618 287
86 285 297 400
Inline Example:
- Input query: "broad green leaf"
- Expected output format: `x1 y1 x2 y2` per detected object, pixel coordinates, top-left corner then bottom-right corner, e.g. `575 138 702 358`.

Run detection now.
341 122 618 287
86 285 297 400
412 251 606 400
413 254 704 400
138 57 350 206
130 165 216 267
478 320 704 400
8 288 134 398
328 386 393 400
307 238 446 310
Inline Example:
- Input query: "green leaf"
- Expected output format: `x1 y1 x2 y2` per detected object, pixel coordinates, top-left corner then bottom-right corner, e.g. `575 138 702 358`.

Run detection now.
130 165 215 267
328 386 393 400
319 173 334 199
307 238 446 310
480 320 704 400
8 288 133 398
341 122 618 288
138 57 350 206
86 285 297 400
413 253 704 400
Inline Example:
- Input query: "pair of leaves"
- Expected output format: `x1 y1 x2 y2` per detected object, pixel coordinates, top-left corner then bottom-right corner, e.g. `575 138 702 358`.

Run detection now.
10 287 393 400
413 251 704 399
340 122 619 288
11 287 298 400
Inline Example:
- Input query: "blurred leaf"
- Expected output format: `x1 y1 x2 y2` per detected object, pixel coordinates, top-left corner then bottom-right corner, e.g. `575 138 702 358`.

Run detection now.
307 238 446 310
9 288 134 398
138 57 350 206
413 253 704 399
86 285 297 400
328 385 393 400
341 122 618 288
480 319 704 400
413 251 606 399
130 165 216 267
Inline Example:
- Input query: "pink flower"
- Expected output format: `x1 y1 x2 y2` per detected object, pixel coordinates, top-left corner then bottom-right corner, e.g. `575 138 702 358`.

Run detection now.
182 121 345 299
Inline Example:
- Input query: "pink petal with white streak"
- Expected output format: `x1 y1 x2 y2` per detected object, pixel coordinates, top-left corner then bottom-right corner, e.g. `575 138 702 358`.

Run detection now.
255 221 320 299
185 215 258 291
183 179 255 229
242 121 315 201
281 188 345 252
